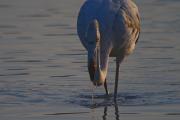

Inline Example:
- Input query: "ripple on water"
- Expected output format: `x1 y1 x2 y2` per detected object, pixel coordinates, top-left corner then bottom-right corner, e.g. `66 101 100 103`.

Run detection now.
18 14 51 18
142 57 174 60
44 23 69 28
7 68 28 71
0 4 12 8
56 53 86 56
67 91 180 108
44 23 76 30
165 113 180 116
50 75 76 78
0 25 17 29
44 33 77 37
2 31 21 35
72 61 86 63
46 8 61 14
3 59 44 63
0 73 30 77
16 36 33 40
0 57 15 60
46 65 63 68
141 46 174 49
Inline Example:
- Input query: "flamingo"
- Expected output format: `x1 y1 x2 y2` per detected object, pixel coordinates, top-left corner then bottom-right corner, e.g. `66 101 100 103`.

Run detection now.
77 0 140 100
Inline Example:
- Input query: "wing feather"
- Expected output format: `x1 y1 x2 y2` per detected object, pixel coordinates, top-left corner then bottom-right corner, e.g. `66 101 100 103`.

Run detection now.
112 1 140 50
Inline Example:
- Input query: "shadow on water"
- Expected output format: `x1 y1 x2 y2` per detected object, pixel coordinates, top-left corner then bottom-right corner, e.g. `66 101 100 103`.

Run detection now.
102 103 138 120
108 104 121 120
67 90 180 109
68 93 141 108
55 91 180 119
46 100 138 120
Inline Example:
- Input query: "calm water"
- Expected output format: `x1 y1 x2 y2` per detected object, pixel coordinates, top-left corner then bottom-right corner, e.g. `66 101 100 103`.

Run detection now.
0 0 180 120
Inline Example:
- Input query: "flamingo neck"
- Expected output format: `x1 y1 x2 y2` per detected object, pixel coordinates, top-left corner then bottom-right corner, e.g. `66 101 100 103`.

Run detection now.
87 19 109 86
94 43 108 86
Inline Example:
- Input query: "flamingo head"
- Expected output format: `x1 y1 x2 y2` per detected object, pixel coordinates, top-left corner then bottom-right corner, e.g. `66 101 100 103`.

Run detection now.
87 20 105 86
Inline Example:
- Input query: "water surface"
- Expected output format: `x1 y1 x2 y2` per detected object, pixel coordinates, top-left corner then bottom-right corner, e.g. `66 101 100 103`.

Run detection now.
0 0 180 120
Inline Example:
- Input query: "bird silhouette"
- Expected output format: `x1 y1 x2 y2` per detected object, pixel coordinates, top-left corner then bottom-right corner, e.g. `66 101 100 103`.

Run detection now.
77 0 140 100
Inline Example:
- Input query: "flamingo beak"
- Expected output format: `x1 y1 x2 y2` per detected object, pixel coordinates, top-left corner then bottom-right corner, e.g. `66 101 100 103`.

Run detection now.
88 61 105 86
94 73 105 86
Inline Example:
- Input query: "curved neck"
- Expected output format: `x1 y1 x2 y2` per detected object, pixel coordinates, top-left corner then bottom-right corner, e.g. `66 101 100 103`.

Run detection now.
87 19 109 86
96 46 108 75
94 42 109 85
96 41 101 71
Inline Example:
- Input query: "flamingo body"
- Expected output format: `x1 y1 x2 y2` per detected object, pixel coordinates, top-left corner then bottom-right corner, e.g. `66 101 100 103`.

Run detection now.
77 0 140 99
